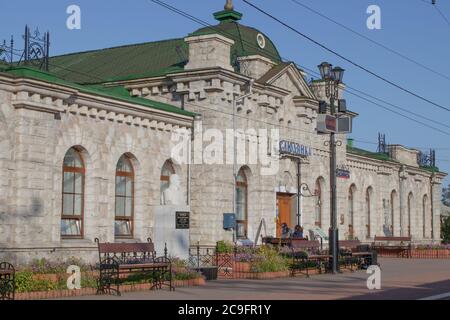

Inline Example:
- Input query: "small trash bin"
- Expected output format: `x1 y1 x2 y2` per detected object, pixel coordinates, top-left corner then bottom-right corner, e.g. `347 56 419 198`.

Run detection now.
193 266 218 281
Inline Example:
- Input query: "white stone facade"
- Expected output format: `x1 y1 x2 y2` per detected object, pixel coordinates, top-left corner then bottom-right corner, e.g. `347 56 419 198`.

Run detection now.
121 32 446 247
0 73 192 264
0 21 446 265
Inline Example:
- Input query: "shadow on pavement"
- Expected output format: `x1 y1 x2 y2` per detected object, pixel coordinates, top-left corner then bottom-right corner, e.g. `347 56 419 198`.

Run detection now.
343 279 450 300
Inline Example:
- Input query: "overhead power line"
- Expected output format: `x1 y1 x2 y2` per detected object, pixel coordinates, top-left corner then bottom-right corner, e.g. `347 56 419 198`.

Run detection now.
299 63 450 131
434 6 450 26
290 0 450 82
419 0 450 26
345 87 450 136
148 0 450 136
242 0 450 113
3 0 448 139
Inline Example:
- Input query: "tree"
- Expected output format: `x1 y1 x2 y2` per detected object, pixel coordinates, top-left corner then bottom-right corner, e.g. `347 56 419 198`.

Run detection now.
442 183 450 206
441 184 450 244
441 216 450 244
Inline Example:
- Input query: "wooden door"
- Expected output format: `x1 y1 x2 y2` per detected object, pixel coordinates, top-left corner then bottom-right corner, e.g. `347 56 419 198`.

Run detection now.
276 193 293 237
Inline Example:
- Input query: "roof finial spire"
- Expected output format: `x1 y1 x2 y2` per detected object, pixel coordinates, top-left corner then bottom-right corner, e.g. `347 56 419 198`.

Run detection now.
224 0 234 11
214 0 242 22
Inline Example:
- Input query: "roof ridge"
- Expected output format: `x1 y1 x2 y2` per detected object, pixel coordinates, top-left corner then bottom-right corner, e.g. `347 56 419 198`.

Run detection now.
50 37 184 59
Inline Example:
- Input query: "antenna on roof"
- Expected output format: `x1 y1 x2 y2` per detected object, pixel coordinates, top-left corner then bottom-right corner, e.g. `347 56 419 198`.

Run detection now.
0 36 14 65
418 149 436 168
377 132 388 154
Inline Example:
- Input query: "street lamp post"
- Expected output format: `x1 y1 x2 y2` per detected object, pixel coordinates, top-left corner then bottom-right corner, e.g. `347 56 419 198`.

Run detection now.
317 62 345 274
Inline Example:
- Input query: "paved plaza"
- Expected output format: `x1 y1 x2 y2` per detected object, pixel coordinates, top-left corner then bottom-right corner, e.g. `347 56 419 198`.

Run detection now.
58 258 450 300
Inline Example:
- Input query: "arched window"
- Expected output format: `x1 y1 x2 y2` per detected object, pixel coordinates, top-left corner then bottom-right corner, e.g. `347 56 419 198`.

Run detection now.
422 195 428 238
390 190 397 236
236 168 248 239
407 192 413 237
115 155 134 238
61 147 85 238
366 187 372 238
315 178 323 227
160 160 175 205
348 185 356 239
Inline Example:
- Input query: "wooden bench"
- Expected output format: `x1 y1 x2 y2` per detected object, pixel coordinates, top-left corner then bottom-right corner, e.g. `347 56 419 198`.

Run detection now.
372 236 412 258
262 237 291 247
286 240 331 277
95 238 174 296
0 262 15 300
262 237 309 248
338 240 376 270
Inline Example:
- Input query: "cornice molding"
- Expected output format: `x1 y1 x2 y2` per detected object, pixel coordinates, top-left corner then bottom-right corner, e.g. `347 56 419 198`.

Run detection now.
0 75 193 130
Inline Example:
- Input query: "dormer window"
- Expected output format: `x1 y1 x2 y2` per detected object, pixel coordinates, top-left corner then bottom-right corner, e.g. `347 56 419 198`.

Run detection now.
257 33 266 49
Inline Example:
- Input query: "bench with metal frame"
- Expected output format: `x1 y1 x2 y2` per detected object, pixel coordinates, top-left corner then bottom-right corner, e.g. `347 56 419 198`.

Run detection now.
286 240 331 277
338 240 376 271
95 238 174 296
0 262 15 300
372 236 412 258
262 237 309 248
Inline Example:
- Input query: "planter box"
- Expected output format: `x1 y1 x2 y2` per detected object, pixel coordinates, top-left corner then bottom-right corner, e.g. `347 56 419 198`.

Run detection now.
377 248 450 259
252 271 290 280
410 249 450 259
14 277 205 300
233 262 251 273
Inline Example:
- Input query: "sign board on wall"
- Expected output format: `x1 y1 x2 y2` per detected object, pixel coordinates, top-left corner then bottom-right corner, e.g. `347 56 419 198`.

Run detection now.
336 165 350 179
336 168 350 179
279 140 312 157
175 211 190 229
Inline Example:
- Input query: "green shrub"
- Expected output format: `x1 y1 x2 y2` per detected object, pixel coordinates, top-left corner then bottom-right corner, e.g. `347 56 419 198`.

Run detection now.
216 241 234 254
15 271 57 292
250 246 289 273
15 272 34 293
26 257 92 274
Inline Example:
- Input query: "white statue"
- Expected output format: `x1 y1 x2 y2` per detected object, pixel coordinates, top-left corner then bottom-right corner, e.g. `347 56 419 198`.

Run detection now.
162 174 183 205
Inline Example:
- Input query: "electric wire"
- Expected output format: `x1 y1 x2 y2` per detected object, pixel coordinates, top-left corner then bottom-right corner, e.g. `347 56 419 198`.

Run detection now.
242 0 450 113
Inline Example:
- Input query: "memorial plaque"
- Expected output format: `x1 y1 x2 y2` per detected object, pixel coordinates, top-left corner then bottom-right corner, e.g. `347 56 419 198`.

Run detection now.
176 211 190 229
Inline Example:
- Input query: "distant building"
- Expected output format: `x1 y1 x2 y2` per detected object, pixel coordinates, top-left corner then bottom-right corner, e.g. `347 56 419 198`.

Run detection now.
0 1 447 264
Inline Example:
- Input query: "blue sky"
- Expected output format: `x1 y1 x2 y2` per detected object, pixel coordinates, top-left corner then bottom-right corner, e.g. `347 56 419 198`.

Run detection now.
1 0 449 186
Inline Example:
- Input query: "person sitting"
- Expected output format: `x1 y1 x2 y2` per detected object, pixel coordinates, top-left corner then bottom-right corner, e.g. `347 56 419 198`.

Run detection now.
292 225 304 239
280 223 291 239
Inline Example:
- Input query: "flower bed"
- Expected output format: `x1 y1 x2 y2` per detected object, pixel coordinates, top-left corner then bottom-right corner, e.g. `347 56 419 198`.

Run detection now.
15 277 206 300
12 257 205 300
216 245 333 279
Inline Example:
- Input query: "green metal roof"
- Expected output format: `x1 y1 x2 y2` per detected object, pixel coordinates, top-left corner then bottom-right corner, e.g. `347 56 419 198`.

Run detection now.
348 145 441 172
419 165 440 173
44 13 282 84
191 21 282 65
347 145 393 162
47 38 188 84
1 66 194 117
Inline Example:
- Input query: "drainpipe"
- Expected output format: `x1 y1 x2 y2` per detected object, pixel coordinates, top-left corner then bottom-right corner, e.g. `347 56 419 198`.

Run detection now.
399 166 405 236
297 158 301 227
430 173 435 241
